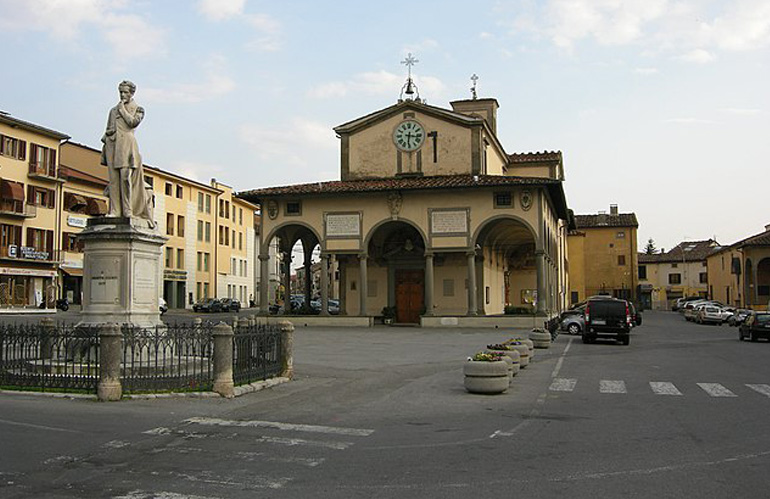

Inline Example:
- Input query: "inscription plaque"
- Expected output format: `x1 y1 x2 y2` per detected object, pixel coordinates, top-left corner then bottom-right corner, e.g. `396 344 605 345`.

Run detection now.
326 213 360 237
134 257 156 304
431 210 468 235
90 257 121 304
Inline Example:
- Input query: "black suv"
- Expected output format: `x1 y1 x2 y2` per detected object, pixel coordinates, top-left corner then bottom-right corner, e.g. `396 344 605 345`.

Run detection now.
583 296 632 345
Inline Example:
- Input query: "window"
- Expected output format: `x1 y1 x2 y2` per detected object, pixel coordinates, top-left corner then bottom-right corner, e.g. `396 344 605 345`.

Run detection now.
1 224 22 248
197 252 202 271
166 213 174 236
638 265 647 279
699 272 708 284
205 222 211 242
177 249 184 269
177 215 185 237
205 194 211 213
27 186 55 208
218 226 224 245
239 208 243 225
669 273 682 284
494 192 512 208
26 228 53 254
196 282 202 301
286 201 301 215
616 231 626 239
197 192 204 212
443 279 455 297
225 227 229 246
219 199 225 217
203 282 210 299
29 143 56 176
618 255 626 266
165 247 173 267
63 232 82 252
176 185 183 199
0 134 26 160
165 182 173 196
144 175 154 187
671 263 678 268
231 258 236 275
226 201 230 219
203 252 210 271
239 232 243 250
197 220 204 241
244 261 247 277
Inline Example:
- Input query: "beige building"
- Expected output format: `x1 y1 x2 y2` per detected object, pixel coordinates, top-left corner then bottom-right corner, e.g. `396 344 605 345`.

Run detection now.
638 240 718 310
242 93 571 325
568 205 639 306
707 227 770 310
0 112 69 312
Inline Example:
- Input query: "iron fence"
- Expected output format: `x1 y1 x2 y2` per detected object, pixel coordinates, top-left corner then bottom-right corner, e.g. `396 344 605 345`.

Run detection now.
0 322 100 393
233 322 283 386
121 323 214 394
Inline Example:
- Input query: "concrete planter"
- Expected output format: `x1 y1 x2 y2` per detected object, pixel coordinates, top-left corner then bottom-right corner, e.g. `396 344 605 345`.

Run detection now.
505 343 530 368
463 360 509 394
486 349 520 377
529 329 552 349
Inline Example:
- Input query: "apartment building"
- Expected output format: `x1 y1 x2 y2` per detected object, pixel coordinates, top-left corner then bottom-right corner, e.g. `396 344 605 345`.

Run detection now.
0 112 69 312
707 226 770 310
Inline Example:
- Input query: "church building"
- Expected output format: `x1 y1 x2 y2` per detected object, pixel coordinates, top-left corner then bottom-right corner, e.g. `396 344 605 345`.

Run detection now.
241 72 571 326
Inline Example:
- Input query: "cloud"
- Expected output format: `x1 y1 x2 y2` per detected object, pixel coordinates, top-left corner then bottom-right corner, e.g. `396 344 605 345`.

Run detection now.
239 118 337 169
168 160 226 184
0 0 166 59
663 117 718 125
308 70 447 100
196 0 246 21
721 108 761 115
678 48 714 64
634 67 659 75
142 55 236 104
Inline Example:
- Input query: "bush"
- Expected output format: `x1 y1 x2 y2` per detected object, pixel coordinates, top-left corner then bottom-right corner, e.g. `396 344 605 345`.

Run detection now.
504 306 534 315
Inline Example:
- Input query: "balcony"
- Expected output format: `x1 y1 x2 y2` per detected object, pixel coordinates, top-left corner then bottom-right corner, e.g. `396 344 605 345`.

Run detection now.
0 201 36 218
0 245 60 263
28 163 64 183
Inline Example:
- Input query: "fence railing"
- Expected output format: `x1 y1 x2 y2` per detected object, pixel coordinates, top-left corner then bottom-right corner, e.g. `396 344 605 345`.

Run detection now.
0 319 292 398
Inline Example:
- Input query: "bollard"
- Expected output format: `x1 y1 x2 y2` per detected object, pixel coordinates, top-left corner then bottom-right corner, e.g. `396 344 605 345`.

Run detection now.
212 322 235 398
40 317 54 361
279 320 294 379
97 323 123 401
232 317 239 329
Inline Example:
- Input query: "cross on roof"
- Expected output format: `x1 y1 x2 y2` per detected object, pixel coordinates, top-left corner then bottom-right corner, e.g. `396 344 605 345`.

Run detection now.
471 73 479 100
401 53 419 78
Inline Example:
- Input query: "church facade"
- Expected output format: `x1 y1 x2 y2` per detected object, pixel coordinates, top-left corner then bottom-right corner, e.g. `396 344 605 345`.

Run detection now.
241 94 571 326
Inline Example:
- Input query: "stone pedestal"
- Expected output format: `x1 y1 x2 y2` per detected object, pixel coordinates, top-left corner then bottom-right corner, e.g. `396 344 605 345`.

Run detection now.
78 217 167 329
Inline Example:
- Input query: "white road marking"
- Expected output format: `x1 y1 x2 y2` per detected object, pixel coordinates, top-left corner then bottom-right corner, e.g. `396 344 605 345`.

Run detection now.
236 452 326 467
697 383 737 397
184 417 374 437
649 382 683 396
599 380 627 394
549 378 577 392
550 337 573 379
257 435 353 450
746 384 770 397
114 491 223 499
143 427 172 435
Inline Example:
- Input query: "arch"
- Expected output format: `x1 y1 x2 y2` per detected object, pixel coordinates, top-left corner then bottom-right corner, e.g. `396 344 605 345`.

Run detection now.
261 221 322 254
363 217 429 252
757 257 770 304
471 214 540 252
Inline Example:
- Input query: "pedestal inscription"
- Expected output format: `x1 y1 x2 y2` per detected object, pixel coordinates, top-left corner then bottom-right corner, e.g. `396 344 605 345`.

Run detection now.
90 257 122 304
134 257 156 305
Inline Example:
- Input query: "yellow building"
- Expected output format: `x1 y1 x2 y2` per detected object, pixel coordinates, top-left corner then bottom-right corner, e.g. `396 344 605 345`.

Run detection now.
242 92 571 325
638 240 718 310
0 112 69 312
707 227 770 310
568 205 638 306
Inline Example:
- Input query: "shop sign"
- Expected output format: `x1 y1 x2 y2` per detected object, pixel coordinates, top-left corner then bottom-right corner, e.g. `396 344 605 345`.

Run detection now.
163 269 187 280
67 215 88 228
0 267 56 277
19 246 50 261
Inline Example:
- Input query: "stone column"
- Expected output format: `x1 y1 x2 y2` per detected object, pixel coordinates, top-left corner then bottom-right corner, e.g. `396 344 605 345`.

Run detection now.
536 250 547 315
359 254 368 316
258 253 270 315
282 252 292 314
40 317 54 360
97 323 123 402
320 253 330 316
303 253 312 306
212 322 234 398
279 320 294 379
424 252 434 316
466 251 478 316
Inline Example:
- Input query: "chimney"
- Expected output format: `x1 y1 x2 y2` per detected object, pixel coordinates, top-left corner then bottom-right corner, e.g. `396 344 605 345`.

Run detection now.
765 224 770 232
450 98 499 134
610 204 618 216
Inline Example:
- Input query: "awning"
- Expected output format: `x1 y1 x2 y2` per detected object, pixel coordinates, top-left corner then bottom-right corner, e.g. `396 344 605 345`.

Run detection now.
60 267 83 277
1 180 24 201
87 198 108 215
65 192 87 210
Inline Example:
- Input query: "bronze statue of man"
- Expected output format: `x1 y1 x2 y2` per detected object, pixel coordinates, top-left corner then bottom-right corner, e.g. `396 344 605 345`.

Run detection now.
101 80 153 225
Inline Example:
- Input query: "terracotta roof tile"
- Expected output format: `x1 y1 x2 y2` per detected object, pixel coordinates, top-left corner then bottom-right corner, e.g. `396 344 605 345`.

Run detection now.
638 239 722 263
509 151 562 163
574 213 639 228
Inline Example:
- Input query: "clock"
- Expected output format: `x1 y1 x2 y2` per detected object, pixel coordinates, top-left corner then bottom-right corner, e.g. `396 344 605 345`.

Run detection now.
393 120 425 151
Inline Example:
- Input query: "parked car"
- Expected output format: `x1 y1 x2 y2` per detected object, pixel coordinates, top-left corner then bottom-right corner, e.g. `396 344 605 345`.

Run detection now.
219 298 241 312
695 305 725 325
309 298 341 315
628 302 642 326
684 302 709 321
193 298 223 313
559 309 585 335
673 296 703 312
159 297 168 315
738 312 770 341
728 309 752 327
582 296 632 345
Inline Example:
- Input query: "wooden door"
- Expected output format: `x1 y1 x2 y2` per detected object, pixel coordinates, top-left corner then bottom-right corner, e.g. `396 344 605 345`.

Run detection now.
395 269 424 324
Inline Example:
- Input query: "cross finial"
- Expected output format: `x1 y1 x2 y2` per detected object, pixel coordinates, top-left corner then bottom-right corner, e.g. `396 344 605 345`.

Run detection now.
471 73 479 100
401 53 419 78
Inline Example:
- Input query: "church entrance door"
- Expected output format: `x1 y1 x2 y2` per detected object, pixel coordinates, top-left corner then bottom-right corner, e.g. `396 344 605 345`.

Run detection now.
395 269 424 324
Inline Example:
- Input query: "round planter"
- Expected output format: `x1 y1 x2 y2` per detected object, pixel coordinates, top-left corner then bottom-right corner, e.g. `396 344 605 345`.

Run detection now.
506 343 530 368
507 338 534 359
486 349 520 377
463 360 509 394
529 329 552 349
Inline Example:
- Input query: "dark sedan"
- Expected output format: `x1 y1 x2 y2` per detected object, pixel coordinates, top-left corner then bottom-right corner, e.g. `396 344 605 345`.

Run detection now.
193 298 223 313
739 312 770 342
219 298 241 312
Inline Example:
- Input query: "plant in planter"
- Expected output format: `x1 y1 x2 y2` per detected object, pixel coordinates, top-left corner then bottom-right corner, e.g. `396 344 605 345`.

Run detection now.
529 327 552 348
464 351 509 394
486 344 520 377
500 340 530 367
381 306 397 325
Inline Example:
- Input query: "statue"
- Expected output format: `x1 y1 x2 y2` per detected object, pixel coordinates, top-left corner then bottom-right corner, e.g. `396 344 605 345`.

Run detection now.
101 80 154 227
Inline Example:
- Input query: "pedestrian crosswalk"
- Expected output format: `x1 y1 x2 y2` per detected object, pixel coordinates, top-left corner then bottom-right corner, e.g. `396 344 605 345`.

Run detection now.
549 378 770 399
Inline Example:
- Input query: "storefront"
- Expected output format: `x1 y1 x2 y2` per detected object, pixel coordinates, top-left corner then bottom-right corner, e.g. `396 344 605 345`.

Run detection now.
0 265 57 312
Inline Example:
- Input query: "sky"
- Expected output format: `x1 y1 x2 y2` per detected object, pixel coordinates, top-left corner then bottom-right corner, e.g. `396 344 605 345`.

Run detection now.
1 0 769 254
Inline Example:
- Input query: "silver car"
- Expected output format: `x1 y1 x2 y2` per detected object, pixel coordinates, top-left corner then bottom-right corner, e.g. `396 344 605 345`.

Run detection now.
560 310 585 335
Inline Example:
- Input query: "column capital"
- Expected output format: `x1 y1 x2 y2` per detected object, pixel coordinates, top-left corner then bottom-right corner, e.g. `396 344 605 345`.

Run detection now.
424 251 435 258
358 253 368 261
258 254 270 261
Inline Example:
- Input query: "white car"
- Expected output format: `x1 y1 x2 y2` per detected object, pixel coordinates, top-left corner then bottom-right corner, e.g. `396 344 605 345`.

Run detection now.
696 306 725 325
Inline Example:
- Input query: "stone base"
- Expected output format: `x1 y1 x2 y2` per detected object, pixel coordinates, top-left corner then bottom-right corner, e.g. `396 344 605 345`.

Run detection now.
78 218 168 329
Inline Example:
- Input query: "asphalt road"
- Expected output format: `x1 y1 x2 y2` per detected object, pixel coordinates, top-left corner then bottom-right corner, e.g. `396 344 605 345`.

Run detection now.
1 311 769 498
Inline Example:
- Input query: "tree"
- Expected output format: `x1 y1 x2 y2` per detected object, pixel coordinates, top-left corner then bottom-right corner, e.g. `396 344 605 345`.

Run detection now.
644 238 657 255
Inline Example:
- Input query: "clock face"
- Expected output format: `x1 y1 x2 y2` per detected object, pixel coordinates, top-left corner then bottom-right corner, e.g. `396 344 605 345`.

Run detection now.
393 120 425 151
